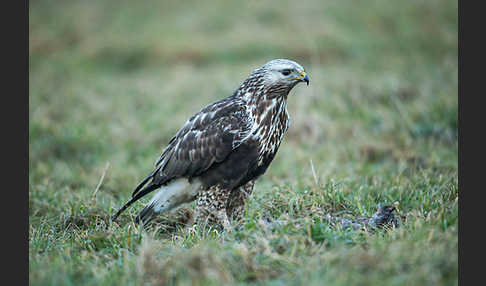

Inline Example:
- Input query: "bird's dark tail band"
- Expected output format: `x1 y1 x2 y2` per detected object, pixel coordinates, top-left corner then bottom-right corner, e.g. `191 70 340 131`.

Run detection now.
111 182 159 222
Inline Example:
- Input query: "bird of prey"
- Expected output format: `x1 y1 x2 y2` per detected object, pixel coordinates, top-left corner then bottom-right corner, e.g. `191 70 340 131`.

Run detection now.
111 59 309 228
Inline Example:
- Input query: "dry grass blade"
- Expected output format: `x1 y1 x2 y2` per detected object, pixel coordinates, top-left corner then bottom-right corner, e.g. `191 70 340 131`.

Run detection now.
91 161 110 202
310 158 319 186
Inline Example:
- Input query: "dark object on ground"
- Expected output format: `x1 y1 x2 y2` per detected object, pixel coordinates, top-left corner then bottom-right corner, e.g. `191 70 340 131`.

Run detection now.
328 204 400 231
259 202 400 233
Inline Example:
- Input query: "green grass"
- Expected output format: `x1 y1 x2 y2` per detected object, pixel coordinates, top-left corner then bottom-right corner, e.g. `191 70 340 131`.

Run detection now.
29 0 458 285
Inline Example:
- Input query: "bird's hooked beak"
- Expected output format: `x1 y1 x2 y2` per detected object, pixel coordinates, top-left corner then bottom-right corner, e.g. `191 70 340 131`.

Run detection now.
300 71 309 85
285 71 309 85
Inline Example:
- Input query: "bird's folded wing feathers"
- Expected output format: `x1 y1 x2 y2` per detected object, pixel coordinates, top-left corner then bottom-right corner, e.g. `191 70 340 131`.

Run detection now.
132 98 252 198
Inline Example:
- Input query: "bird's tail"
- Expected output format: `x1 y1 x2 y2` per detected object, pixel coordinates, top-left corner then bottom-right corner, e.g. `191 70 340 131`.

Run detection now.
111 164 165 222
134 178 202 226
111 182 160 222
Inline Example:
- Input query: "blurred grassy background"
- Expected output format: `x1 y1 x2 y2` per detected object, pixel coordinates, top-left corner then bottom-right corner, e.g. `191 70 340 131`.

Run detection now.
29 0 457 285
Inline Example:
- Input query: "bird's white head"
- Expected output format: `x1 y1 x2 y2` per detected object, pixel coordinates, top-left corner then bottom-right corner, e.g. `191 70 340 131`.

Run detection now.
258 59 309 88
237 59 309 101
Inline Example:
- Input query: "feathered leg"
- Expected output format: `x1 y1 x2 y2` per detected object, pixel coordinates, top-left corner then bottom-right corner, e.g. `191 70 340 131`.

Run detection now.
194 185 231 230
226 180 255 222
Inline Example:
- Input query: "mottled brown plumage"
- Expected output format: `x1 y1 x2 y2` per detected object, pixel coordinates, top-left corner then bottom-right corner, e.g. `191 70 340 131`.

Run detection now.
111 59 309 228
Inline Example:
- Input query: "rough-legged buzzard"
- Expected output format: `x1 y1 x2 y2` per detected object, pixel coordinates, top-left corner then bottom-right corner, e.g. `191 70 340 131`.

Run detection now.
111 59 309 228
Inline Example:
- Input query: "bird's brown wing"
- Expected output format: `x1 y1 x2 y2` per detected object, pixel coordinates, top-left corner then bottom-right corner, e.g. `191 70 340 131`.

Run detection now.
132 97 252 198
111 98 252 222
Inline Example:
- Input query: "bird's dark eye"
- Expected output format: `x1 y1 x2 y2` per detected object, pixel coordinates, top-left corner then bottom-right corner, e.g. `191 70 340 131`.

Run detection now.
281 69 291 76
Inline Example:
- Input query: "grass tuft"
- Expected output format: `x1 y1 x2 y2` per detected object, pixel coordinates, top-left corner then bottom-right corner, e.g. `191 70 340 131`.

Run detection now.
30 0 457 285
